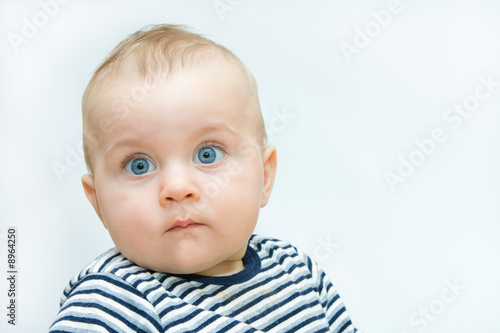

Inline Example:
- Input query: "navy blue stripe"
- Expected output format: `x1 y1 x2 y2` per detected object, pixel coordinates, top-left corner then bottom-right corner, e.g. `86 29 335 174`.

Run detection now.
285 300 324 323
158 299 187 318
191 285 227 307
143 283 165 298
215 319 243 332
128 276 157 290
288 313 329 332
326 293 341 312
223 323 260 333
165 277 188 291
306 254 314 272
329 305 346 326
179 283 209 299
278 248 299 265
153 292 172 308
122 267 148 281
164 307 206 329
51 315 119 333
266 244 295 263
261 298 320 331
260 253 305 278
71 274 145 301
185 312 220 333
317 270 327 294
60 301 147 332
98 251 123 272
338 319 353 333
258 254 282 273
283 262 306 276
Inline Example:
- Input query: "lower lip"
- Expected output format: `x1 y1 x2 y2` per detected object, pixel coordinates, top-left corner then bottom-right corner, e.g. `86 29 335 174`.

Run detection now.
168 223 203 232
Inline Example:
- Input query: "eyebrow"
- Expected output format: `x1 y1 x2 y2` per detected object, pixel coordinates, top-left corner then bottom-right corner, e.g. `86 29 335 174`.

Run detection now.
189 122 240 138
104 122 241 160
104 136 153 160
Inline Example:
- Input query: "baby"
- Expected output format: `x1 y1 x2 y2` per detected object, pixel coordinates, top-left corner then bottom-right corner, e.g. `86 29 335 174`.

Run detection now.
50 24 360 332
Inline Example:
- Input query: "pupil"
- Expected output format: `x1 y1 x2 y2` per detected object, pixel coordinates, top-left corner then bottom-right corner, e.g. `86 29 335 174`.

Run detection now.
137 162 144 170
197 147 216 164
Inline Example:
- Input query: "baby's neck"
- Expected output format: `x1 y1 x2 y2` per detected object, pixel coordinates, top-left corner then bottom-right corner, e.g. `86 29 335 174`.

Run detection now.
197 259 244 277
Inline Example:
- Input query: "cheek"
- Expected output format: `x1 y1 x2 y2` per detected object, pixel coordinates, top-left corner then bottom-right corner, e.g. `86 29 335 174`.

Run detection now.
97 183 156 234
99 191 159 261
207 160 264 213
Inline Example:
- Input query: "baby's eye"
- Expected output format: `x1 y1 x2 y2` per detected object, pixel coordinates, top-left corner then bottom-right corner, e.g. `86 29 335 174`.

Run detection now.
124 157 156 175
194 146 224 164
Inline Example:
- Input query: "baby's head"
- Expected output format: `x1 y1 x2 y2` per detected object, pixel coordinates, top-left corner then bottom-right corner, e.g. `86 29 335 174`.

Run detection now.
80 24 277 276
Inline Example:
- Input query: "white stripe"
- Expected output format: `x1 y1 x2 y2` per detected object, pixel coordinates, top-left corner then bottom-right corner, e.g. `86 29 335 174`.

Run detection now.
58 304 128 332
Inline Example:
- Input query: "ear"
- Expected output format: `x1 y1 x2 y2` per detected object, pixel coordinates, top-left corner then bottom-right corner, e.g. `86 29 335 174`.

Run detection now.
260 145 277 207
81 174 106 228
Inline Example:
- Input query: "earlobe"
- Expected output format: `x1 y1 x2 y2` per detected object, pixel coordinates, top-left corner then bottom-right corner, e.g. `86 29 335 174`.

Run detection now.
81 174 106 227
260 145 277 207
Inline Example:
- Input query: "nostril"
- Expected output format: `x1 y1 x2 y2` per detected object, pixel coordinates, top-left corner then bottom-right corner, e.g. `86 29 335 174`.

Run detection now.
163 192 194 203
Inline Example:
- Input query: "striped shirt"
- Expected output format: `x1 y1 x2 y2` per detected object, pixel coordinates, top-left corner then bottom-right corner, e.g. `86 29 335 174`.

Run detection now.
50 235 359 332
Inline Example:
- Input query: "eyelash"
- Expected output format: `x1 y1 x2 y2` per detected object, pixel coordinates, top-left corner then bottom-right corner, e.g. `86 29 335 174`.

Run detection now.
196 141 227 155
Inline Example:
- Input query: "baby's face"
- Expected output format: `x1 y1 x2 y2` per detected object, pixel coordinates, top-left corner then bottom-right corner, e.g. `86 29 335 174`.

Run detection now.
82 59 276 276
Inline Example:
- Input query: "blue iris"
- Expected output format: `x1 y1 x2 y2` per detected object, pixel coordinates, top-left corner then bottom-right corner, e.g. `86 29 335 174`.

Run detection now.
194 147 223 164
124 158 155 175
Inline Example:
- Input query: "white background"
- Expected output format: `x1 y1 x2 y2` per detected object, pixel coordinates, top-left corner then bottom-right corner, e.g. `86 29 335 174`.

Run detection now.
1 0 499 332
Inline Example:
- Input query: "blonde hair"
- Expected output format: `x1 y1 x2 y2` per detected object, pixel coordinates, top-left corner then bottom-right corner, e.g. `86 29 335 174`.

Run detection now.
82 24 265 172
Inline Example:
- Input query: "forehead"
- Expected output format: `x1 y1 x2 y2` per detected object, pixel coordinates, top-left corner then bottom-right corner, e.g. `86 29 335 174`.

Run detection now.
87 59 260 149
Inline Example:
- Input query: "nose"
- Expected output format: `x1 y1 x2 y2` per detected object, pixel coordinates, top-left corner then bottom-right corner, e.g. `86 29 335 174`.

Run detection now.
159 164 200 204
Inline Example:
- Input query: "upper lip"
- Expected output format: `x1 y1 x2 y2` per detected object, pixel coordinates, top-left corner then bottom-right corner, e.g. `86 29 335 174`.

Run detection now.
167 218 202 231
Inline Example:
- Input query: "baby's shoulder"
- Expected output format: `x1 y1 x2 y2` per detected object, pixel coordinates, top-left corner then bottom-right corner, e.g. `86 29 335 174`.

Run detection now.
249 234 311 268
73 247 137 278
250 234 294 248
60 248 156 305
52 249 164 332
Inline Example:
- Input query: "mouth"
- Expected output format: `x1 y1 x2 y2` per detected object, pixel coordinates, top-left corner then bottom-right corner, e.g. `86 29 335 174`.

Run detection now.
167 218 204 232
